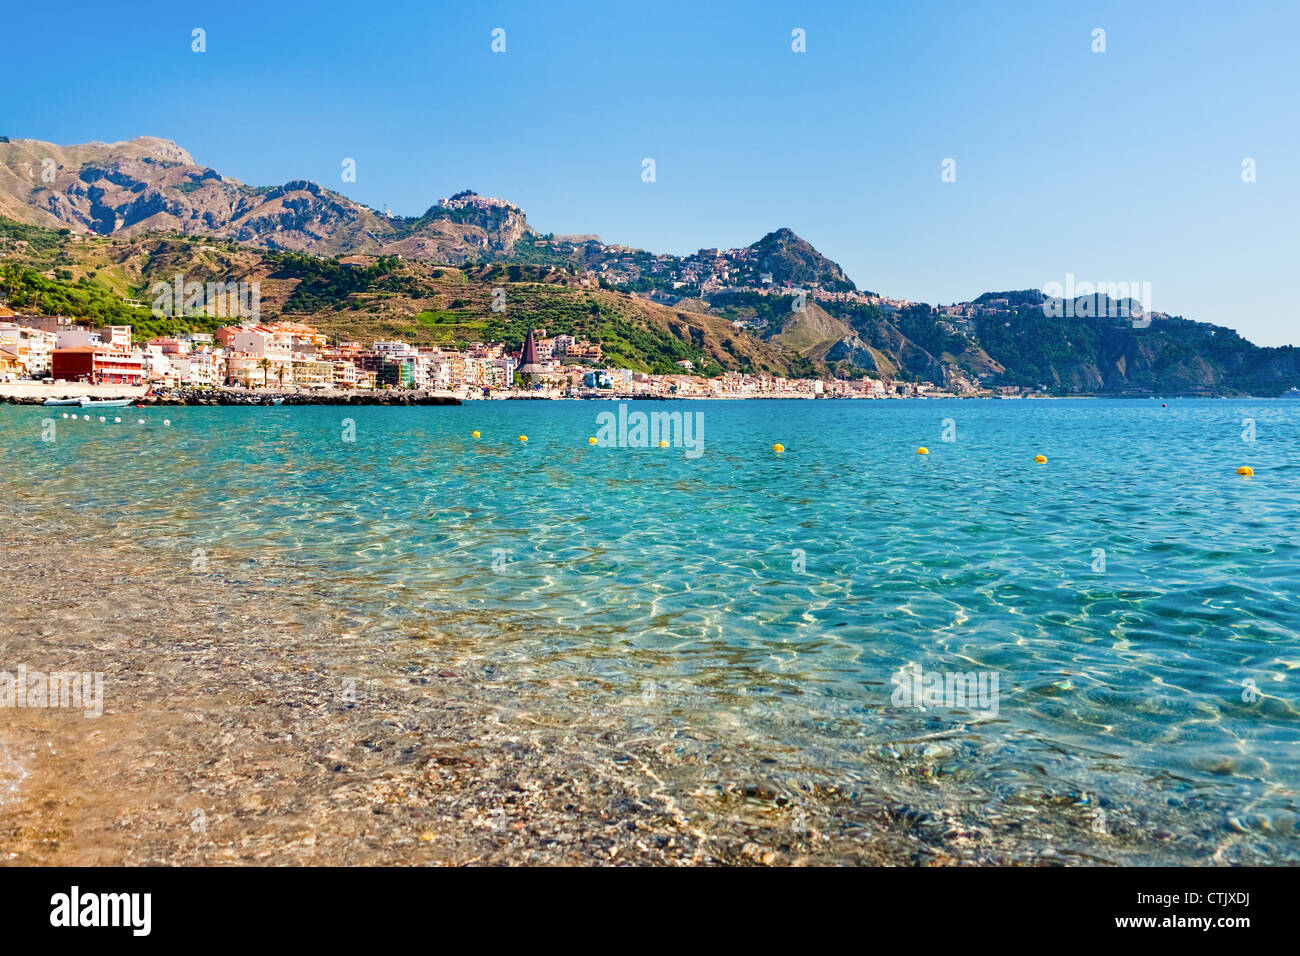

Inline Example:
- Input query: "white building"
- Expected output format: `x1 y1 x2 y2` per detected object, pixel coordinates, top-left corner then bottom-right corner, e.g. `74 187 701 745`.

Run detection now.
0 324 57 375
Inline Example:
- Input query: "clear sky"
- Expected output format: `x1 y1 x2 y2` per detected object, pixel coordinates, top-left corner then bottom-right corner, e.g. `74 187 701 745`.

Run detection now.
6 0 1298 343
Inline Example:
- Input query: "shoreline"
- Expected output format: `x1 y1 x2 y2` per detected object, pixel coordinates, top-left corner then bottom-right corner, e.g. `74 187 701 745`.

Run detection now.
0 382 1272 406
0 383 461 407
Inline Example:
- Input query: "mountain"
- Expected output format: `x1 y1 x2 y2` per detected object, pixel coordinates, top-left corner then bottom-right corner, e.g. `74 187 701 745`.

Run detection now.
3 135 1299 394
0 137 858 289
748 228 855 292
959 296 1300 395
0 137 530 263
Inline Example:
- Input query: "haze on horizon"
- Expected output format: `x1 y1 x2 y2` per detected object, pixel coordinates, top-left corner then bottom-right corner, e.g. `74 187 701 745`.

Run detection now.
6 0 1297 345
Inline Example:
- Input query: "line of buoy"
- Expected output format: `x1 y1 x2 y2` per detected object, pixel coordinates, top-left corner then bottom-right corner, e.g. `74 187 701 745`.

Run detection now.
469 433 1248 481
57 412 157 425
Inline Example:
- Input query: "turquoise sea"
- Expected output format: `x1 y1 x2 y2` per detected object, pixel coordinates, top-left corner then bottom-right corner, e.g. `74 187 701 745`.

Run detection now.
6 398 1300 862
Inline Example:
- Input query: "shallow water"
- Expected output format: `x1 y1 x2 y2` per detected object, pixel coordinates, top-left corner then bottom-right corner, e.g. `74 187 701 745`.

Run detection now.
2 398 1297 864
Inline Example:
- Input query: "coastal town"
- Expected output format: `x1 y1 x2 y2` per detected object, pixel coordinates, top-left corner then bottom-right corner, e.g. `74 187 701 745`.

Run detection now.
0 305 980 401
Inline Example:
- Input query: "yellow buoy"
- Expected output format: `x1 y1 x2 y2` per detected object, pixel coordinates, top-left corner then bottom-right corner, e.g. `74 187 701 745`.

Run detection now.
916 447 929 455
471 430 480 438
588 437 598 445
518 435 528 442
1034 454 1047 464
772 443 785 453
1237 466 1254 476
658 440 669 448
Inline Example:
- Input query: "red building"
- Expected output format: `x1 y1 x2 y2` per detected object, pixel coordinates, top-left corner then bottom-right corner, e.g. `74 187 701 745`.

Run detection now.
51 347 146 385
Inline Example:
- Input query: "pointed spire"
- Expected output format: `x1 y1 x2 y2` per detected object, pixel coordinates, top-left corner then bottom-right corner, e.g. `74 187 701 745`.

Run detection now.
520 329 539 367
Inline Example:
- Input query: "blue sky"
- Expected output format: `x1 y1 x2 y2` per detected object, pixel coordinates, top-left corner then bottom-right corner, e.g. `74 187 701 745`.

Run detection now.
6 0 1298 343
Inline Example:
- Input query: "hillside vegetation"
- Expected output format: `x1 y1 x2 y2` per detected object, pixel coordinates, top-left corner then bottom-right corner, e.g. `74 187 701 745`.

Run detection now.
3 210 1298 395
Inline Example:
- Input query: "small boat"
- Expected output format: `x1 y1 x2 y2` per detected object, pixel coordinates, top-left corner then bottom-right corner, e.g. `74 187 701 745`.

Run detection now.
42 397 85 406
270 397 285 405
78 398 134 408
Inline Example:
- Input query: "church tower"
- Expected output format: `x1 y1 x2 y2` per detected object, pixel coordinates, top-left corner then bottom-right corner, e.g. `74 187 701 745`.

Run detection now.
518 328 544 383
